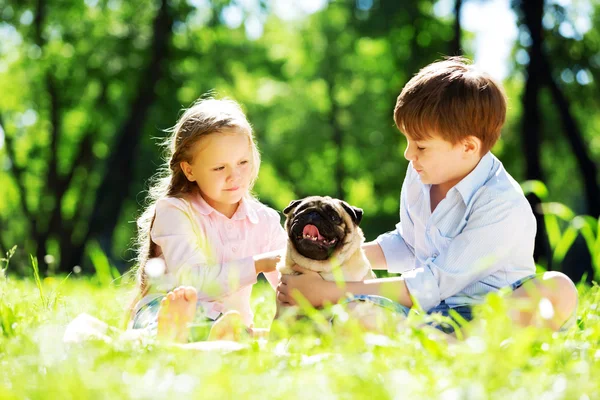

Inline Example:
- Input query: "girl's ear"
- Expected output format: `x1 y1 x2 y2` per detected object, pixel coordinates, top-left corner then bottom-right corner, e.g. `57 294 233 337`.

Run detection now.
180 161 195 182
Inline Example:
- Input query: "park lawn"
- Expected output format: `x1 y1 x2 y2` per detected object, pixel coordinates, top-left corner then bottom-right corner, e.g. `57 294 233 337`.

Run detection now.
0 275 599 399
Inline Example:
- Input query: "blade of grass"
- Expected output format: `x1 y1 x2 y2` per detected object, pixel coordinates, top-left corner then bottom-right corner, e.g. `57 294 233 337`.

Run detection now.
30 255 48 309
87 240 115 286
543 213 561 251
552 225 578 268
521 180 549 200
0 245 17 278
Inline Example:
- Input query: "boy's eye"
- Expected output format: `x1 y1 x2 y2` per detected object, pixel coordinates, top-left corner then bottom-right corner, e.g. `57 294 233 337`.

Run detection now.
417 147 425 151
239 160 249 165
212 166 225 171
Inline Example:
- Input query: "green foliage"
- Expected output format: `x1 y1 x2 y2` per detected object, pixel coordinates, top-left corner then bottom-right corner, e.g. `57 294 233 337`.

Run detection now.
577 215 600 278
87 240 121 286
0 245 17 278
0 279 599 398
523 180 600 277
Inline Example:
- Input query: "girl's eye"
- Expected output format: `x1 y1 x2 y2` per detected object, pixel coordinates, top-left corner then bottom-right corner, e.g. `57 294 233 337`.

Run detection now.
239 160 249 165
212 166 225 171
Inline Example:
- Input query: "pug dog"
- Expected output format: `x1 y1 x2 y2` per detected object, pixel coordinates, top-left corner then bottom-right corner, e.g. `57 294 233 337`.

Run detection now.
277 196 375 282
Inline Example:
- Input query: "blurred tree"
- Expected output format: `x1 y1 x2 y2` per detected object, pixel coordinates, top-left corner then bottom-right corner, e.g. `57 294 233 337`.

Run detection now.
85 0 173 270
0 0 283 273
241 0 461 242
512 0 600 278
452 0 464 56
1 0 596 282
0 0 177 273
515 0 550 266
341 0 464 238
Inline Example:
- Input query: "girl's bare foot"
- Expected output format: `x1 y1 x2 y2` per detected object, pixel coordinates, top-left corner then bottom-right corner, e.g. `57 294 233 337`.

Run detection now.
157 286 198 343
208 311 251 341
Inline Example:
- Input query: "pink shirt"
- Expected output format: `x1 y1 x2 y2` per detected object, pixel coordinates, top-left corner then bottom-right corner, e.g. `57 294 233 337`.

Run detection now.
147 193 287 327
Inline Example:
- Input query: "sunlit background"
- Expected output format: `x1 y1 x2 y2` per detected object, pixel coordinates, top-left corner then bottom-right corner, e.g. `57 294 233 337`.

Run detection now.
0 0 599 282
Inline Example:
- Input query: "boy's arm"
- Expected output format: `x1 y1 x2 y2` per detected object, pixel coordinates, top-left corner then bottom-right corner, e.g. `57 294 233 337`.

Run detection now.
402 197 536 311
277 266 413 308
362 241 388 270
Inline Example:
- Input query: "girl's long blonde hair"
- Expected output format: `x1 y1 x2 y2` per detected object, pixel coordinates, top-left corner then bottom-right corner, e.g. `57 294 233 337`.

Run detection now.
132 97 261 301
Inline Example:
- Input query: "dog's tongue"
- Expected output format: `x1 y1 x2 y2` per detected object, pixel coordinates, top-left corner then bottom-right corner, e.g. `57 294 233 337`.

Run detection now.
303 224 325 240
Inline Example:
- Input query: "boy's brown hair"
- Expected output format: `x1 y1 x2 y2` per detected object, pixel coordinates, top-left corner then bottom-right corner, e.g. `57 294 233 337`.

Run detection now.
394 57 507 154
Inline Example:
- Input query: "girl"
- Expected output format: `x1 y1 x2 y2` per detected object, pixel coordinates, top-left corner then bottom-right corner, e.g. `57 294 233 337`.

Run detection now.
130 97 285 343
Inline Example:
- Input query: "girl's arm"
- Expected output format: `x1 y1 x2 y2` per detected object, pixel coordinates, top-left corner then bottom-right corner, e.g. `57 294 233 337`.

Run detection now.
253 250 281 275
152 198 269 300
260 208 288 289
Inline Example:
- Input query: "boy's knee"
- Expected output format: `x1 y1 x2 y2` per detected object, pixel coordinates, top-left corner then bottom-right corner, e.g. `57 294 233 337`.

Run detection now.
541 272 577 301
540 271 578 324
344 301 400 332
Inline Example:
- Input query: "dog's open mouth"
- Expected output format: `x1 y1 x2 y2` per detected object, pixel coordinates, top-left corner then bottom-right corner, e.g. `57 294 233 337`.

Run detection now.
298 224 338 248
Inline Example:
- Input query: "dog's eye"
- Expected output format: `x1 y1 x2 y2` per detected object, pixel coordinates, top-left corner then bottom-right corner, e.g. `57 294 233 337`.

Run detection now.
330 213 341 222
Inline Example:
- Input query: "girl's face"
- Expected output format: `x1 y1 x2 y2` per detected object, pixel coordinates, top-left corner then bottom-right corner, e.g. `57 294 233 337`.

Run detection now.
181 128 254 218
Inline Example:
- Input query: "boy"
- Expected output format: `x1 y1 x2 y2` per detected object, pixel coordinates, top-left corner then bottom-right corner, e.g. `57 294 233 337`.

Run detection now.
276 57 578 332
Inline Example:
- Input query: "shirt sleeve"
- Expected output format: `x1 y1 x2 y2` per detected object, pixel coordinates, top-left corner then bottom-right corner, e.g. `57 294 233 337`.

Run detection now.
262 209 288 290
375 165 416 273
150 198 257 300
403 196 535 311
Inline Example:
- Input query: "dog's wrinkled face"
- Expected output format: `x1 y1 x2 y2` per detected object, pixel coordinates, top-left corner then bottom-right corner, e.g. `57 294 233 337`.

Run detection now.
283 196 363 261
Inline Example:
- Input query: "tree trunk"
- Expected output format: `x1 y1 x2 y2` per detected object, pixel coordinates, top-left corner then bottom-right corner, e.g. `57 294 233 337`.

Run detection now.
541 54 600 217
520 0 551 266
324 23 346 200
83 0 174 265
451 0 463 56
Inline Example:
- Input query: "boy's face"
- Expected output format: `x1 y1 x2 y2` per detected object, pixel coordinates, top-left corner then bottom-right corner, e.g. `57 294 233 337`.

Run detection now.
403 134 481 193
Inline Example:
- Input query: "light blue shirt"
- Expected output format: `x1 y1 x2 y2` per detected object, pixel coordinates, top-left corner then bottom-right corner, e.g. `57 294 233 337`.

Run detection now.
376 152 537 311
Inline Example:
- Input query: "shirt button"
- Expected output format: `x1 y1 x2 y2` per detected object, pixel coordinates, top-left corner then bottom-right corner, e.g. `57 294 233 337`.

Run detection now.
232 246 238 252
226 223 233 229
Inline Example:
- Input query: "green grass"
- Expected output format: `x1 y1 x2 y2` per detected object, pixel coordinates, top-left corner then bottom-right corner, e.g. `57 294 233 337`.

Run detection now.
1 274 600 399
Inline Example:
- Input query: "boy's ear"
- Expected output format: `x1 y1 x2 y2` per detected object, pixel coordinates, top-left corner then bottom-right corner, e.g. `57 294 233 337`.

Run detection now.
463 136 481 156
180 161 195 182
283 199 303 216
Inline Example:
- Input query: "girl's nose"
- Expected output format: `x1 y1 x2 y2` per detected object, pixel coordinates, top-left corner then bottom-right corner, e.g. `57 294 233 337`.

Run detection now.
228 167 241 181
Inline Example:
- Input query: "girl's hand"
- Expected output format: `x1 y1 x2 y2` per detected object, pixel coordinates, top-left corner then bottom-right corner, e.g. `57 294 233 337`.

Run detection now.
253 250 282 275
276 265 339 307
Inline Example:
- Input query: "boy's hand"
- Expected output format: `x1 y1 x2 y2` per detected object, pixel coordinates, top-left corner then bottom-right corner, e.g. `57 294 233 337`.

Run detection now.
277 265 337 307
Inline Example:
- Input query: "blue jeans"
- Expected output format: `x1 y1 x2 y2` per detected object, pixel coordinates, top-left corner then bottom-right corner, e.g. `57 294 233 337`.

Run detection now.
343 274 563 334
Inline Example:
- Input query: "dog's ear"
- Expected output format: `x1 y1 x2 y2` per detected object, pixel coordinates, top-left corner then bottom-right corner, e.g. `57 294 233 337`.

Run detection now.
283 199 303 216
339 200 363 225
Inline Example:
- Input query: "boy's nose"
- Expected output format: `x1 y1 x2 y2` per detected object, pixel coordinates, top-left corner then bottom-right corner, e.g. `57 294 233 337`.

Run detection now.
404 146 415 161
